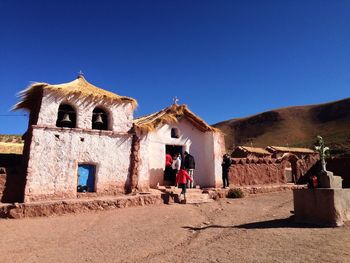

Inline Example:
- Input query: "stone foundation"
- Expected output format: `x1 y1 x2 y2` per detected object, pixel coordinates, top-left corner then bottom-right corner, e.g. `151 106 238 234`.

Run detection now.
0 193 163 219
24 183 129 202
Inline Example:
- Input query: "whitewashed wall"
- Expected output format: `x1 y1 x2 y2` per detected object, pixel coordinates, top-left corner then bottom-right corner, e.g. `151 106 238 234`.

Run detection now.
24 127 132 202
137 134 150 190
139 118 224 188
206 131 226 187
36 90 134 132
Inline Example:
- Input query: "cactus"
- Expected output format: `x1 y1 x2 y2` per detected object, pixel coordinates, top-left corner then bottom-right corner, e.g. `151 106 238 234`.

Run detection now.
314 135 330 172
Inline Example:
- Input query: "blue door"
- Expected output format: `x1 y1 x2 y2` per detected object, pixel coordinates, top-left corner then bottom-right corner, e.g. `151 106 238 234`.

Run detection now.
77 164 95 192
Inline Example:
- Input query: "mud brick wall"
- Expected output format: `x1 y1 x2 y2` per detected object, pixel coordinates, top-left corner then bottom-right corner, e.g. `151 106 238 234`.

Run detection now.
228 155 319 186
229 158 287 186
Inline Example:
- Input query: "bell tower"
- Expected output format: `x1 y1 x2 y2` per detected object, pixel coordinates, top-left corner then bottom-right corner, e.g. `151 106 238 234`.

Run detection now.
14 75 137 202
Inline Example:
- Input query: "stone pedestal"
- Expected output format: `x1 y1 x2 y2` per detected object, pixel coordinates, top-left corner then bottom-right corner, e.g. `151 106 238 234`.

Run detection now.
293 188 350 226
318 171 343 188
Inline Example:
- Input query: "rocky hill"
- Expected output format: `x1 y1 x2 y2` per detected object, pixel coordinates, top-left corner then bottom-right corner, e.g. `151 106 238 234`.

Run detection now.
213 98 350 155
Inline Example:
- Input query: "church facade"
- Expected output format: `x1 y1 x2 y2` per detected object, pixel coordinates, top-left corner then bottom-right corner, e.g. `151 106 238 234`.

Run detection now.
14 76 225 202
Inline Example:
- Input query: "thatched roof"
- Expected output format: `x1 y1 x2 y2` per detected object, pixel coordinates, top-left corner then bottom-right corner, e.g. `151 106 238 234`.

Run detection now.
236 146 271 155
134 104 219 133
266 146 315 154
13 75 137 111
0 142 24 155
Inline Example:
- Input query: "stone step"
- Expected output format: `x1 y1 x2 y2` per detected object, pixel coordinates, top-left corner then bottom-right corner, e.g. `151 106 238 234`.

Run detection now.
160 187 213 204
157 185 203 194
185 198 213 204
177 192 213 204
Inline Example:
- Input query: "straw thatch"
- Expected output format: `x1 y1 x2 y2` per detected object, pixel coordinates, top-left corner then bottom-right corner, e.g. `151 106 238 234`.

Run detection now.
266 146 315 154
237 146 271 155
13 75 137 111
0 142 24 155
134 104 219 133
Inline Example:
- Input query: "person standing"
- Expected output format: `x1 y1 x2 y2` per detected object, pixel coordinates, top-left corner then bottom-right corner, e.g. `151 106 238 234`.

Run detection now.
221 154 232 188
183 151 195 188
164 151 173 183
171 153 181 186
176 168 193 203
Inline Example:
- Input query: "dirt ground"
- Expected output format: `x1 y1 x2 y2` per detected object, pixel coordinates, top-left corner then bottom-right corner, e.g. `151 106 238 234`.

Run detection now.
0 191 349 263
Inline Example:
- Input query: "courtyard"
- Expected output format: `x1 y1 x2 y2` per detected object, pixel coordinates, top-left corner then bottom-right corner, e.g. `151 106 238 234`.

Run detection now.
0 191 349 262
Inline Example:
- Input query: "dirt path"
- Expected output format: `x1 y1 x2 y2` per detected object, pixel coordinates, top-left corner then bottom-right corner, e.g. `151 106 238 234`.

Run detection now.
0 191 349 263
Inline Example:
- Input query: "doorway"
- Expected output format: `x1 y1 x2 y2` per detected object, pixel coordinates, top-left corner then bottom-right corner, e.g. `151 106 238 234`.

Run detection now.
77 164 96 192
163 145 183 186
166 145 183 158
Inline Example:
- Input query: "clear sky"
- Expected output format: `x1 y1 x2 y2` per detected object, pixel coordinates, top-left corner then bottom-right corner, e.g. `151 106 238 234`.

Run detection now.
0 0 349 134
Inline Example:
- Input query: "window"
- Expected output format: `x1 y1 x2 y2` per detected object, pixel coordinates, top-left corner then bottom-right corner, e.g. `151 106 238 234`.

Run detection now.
56 104 76 128
92 107 109 130
171 128 180 138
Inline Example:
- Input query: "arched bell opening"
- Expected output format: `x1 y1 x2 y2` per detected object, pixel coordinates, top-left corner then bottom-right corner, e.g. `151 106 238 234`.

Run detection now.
56 104 77 128
92 107 109 130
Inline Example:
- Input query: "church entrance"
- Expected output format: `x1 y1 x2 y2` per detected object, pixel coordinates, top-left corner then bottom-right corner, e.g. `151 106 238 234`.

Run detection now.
163 145 183 186
166 145 183 158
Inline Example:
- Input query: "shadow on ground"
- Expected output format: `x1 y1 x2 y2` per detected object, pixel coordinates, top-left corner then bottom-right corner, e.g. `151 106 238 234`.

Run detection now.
182 216 331 231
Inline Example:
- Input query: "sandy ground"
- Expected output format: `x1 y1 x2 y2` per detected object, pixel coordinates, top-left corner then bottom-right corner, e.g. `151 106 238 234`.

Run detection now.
0 191 349 263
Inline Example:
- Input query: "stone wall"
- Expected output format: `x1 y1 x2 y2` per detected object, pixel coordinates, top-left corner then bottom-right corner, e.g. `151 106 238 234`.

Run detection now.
229 154 319 186
229 158 287 186
24 126 133 202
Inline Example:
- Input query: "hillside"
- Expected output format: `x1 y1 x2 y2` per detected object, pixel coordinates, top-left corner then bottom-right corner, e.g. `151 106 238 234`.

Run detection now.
213 98 350 155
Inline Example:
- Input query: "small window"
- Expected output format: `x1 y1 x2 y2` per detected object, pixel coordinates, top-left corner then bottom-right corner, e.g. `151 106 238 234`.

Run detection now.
92 107 109 130
171 128 180 138
56 104 76 128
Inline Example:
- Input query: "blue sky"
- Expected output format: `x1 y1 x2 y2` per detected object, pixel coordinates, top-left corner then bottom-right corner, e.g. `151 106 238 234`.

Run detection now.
0 0 349 134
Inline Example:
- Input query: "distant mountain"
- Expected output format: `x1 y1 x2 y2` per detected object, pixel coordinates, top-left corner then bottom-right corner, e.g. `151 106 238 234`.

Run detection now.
213 98 350 155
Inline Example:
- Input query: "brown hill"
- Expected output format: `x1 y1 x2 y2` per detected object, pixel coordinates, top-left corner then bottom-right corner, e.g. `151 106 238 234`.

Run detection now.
213 98 350 155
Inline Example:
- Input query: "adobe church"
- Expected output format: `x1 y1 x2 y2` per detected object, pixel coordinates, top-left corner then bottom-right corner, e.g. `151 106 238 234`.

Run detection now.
14 75 225 202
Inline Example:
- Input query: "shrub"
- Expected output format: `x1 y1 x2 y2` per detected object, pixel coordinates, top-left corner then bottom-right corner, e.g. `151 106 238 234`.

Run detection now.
227 188 244 198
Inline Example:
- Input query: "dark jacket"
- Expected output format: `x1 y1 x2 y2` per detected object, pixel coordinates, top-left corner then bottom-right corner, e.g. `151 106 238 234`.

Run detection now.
183 154 195 169
221 156 232 171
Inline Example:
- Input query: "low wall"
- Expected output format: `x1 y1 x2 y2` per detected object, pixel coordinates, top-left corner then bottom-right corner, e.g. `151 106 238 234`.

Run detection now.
229 155 318 186
0 193 163 219
229 158 286 186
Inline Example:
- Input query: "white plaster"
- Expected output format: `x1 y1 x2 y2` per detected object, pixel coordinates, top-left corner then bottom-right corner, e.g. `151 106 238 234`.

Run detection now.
25 86 225 200
25 127 132 201
137 134 150 188
37 90 134 132
138 118 225 188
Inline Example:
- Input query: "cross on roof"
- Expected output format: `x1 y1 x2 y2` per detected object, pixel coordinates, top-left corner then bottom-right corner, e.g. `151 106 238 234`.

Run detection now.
78 70 84 78
173 96 179 105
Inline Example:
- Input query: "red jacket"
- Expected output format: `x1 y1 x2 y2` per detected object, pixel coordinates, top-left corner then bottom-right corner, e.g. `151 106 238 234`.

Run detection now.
176 169 193 184
165 154 172 167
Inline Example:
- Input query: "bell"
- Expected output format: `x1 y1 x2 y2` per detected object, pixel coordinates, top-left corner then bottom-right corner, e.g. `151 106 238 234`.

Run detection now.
94 113 104 124
61 113 72 124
